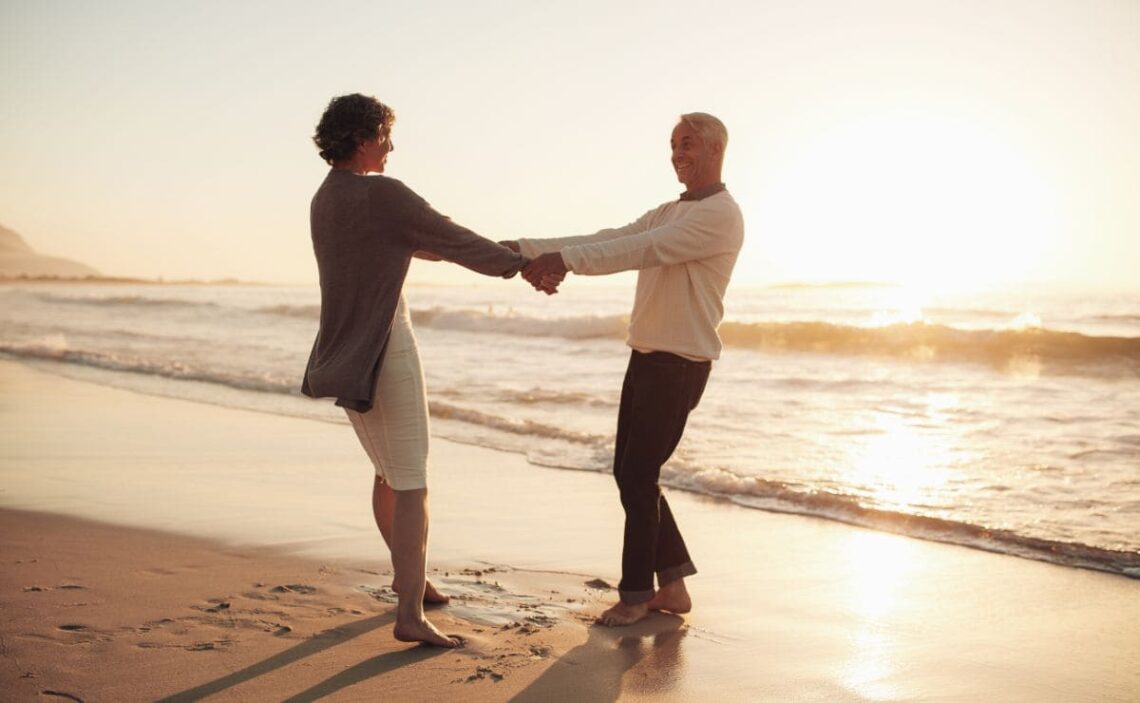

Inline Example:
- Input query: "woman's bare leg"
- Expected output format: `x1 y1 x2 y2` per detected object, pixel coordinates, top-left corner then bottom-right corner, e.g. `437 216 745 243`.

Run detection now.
388 487 459 647
372 478 449 604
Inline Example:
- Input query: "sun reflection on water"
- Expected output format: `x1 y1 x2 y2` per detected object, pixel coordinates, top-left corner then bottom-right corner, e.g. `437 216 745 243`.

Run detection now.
840 530 923 700
842 399 957 513
867 285 929 328
833 394 965 699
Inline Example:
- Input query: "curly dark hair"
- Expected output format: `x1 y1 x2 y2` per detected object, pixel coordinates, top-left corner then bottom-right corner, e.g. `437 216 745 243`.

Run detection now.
312 94 396 165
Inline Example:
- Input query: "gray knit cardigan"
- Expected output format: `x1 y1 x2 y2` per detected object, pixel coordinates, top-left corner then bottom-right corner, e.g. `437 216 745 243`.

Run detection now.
302 170 525 411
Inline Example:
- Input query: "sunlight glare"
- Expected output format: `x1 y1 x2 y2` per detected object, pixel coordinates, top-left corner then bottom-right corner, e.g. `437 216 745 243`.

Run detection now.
751 110 1062 291
868 285 930 327
838 530 920 700
843 407 954 512
1007 311 1042 330
843 530 917 618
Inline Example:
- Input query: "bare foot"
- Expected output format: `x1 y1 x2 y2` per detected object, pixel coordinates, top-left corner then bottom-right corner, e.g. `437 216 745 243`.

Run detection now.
422 580 450 605
648 579 691 614
595 601 650 627
392 579 451 605
393 617 461 648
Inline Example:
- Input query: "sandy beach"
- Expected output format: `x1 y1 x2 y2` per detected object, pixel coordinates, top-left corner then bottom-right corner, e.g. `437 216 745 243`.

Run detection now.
2 358 1139 702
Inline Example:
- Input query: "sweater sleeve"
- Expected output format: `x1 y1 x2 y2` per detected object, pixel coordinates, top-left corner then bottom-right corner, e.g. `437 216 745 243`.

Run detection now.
385 180 526 278
561 199 743 276
516 207 657 258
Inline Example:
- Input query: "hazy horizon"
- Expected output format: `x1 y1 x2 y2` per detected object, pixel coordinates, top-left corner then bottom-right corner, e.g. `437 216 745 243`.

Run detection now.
1 1 1136 293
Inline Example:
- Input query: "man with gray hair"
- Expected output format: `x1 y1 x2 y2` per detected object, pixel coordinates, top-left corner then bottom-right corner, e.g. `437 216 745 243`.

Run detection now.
508 112 744 626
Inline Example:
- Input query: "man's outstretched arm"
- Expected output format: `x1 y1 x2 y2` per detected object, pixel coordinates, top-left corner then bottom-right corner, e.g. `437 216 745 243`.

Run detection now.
562 202 742 276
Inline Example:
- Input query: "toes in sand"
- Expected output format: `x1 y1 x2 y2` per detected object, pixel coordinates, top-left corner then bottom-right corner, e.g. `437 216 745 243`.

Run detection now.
595 601 650 627
393 618 462 648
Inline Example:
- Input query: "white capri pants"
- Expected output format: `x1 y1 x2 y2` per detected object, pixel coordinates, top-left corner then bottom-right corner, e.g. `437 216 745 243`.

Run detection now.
344 297 430 491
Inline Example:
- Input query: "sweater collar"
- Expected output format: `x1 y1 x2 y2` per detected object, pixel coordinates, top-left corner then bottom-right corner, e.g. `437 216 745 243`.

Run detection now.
679 182 727 202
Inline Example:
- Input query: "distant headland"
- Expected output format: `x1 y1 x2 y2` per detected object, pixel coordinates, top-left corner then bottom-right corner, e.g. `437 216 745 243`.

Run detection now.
0 224 254 285
0 223 100 279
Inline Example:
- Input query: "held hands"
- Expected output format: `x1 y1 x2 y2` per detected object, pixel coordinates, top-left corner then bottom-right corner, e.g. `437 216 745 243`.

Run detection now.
501 240 567 296
522 252 567 295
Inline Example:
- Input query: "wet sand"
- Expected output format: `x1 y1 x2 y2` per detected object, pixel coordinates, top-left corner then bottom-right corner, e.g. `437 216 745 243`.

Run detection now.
2 359 1138 701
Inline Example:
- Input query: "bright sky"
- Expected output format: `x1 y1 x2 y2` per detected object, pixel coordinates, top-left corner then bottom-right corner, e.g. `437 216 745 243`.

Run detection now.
1 0 1136 291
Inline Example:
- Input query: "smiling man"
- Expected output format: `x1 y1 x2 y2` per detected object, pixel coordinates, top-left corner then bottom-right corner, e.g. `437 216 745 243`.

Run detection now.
509 113 745 626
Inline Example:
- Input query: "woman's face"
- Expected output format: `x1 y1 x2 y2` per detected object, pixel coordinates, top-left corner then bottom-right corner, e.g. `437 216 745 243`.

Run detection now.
358 127 394 173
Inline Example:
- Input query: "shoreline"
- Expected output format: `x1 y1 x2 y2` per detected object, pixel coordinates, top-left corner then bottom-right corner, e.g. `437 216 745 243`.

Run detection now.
9 352 1138 580
3 359 1139 700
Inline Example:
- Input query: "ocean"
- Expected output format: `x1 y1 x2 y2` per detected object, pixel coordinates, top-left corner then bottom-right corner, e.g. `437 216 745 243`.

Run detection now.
2 280 1138 578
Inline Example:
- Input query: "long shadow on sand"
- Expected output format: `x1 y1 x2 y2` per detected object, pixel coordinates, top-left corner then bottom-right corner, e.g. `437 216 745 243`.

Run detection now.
157 612 405 702
280 645 447 702
511 614 687 702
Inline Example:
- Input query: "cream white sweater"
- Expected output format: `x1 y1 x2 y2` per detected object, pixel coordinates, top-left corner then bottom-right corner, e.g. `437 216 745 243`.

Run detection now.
518 190 744 361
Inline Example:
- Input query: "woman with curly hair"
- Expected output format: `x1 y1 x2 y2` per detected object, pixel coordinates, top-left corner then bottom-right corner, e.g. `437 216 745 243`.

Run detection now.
302 93 538 647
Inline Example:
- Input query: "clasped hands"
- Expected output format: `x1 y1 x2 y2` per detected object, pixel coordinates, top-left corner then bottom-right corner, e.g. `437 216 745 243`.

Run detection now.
501 241 567 296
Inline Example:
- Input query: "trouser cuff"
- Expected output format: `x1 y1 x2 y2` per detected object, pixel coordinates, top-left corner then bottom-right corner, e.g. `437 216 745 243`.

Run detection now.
619 588 655 605
657 561 697 586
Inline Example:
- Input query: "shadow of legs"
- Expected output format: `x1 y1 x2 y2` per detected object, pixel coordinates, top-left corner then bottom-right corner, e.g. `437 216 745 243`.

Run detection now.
281 645 449 703
157 613 395 703
510 614 685 703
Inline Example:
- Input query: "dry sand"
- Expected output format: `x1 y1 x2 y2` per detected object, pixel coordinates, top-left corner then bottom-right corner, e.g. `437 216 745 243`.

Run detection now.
2 359 1139 701
1 509 629 702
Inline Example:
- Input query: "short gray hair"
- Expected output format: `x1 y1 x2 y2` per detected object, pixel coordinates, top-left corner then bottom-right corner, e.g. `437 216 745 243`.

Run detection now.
678 112 728 151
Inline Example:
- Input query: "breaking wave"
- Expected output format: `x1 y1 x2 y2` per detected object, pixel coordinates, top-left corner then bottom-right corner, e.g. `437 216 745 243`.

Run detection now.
34 292 222 309
717 320 1140 374
24 292 1139 376
257 303 321 319
408 308 1140 374
0 341 294 394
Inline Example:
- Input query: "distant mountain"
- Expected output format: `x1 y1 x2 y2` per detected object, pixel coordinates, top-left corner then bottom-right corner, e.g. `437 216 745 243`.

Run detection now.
0 224 101 278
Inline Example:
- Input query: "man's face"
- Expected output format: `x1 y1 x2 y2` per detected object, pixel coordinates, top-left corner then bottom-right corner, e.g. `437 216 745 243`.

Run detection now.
671 122 718 189
360 127 394 173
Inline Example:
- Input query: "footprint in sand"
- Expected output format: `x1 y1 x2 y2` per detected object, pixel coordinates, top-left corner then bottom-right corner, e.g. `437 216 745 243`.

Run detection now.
357 584 398 603
242 588 278 601
23 584 85 592
270 584 318 595
464 666 505 683
141 567 178 577
135 617 176 634
185 640 233 652
55 623 112 644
